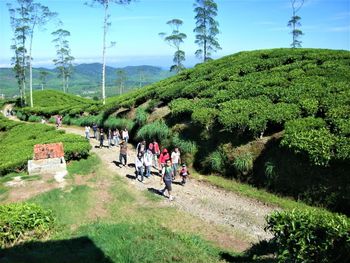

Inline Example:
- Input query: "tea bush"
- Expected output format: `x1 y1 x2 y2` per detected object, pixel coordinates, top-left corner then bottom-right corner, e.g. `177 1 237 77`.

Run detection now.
266 209 350 263
136 120 171 142
0 203 55 248
0 116 91 175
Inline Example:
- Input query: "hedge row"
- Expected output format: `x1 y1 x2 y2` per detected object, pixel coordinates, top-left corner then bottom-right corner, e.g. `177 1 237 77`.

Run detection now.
0 116 91 175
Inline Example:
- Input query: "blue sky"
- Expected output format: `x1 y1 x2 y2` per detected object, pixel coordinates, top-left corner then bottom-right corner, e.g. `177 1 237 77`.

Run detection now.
0 0 349 68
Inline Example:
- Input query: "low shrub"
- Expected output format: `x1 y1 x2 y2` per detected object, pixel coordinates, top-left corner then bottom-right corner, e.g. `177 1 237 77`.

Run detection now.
0 203 55 248
233 152 254 176
103 116 134 131
28 115 42 122
172 133 198 155
135 107 149 126
136 120 171 142
266 209 350 263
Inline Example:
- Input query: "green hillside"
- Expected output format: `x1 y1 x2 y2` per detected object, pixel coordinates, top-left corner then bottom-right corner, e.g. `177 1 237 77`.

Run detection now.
14 48 350 215
0 64 174 98
17 90 100 117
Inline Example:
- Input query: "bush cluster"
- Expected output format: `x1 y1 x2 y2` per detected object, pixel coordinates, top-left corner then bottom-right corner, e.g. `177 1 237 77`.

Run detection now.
266 209 350 263
0 203 55 248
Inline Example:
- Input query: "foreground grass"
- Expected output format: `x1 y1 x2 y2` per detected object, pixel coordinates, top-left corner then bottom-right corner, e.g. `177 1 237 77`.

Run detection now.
1 155 258 263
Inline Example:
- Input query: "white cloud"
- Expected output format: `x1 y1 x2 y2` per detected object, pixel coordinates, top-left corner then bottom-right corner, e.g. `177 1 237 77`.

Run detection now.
330 11 350 21
327 25 350 32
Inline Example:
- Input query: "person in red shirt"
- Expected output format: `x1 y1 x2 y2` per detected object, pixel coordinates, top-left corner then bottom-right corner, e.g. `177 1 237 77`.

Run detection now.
159 148 170 170
151 139 160 168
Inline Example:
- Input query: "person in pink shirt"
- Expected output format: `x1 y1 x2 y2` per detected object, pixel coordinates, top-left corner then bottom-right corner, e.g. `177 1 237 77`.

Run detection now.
159 148 170 170
151 139 160 168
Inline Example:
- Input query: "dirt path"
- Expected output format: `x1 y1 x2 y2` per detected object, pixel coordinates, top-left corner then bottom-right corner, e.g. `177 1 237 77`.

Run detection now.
2 107 278 249
62 126 277 243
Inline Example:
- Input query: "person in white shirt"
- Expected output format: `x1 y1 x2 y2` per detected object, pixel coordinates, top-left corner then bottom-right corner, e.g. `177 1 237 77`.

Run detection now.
85 126 90 140
135 152 144 182
171 147 181 179
143 149 153 178
122 128 129 143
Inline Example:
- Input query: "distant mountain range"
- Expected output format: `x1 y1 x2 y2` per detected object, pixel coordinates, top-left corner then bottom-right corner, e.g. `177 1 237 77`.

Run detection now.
0 63 174 98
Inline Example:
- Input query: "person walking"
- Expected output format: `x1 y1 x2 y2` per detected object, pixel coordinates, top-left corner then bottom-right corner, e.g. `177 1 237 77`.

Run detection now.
159 148 170 170
122 128 129 143
160 159 174 201
113 129 120 146
152 139 160 168
92 123 98 139
143 148 153 178
136 140 146 155
135 152 145 182
85 125 90 140
108 128 112 148
179 163 190 186
171 147 181 180
99 128 105 148
119 140 128 166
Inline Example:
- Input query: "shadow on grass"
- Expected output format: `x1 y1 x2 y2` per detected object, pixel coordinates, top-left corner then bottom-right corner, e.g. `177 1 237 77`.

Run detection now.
147 187 164 197
0 236 113 263
219 240 277 263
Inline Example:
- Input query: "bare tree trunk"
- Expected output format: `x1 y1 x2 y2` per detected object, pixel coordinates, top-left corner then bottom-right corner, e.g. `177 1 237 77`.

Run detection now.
101 1 108 105
62 75 65 93
29 26 35 107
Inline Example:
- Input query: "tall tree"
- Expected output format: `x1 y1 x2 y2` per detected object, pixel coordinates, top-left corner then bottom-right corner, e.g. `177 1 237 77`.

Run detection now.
193 0 221 62
8 1 30 106
52 28 74 93
116 69 126 95
288 0 305 48
39 70 48 90
87 0 133 105
27 2 56 107
8 0 56 107
159 19 187 73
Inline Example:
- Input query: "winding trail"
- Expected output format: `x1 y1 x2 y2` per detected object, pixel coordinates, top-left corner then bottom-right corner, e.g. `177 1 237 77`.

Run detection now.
62 125 277 243
2 105 278 250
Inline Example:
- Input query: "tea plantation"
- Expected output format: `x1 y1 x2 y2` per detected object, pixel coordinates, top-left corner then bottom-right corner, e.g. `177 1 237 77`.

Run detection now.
14 48 350 215
0 115 91 175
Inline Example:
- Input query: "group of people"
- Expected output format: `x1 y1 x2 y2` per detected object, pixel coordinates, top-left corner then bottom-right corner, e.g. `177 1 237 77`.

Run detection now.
83 124 189 201
133 140 190 201
84 124 129 149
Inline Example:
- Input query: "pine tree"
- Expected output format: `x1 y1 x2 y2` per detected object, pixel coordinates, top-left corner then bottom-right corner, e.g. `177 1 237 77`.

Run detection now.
193 0 221 62
52 28 74 93
159 19 187 73
288 0 304 48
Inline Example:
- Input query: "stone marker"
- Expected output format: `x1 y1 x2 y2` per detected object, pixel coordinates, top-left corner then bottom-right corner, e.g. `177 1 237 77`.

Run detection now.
28 143 67 182
34 142 64 160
